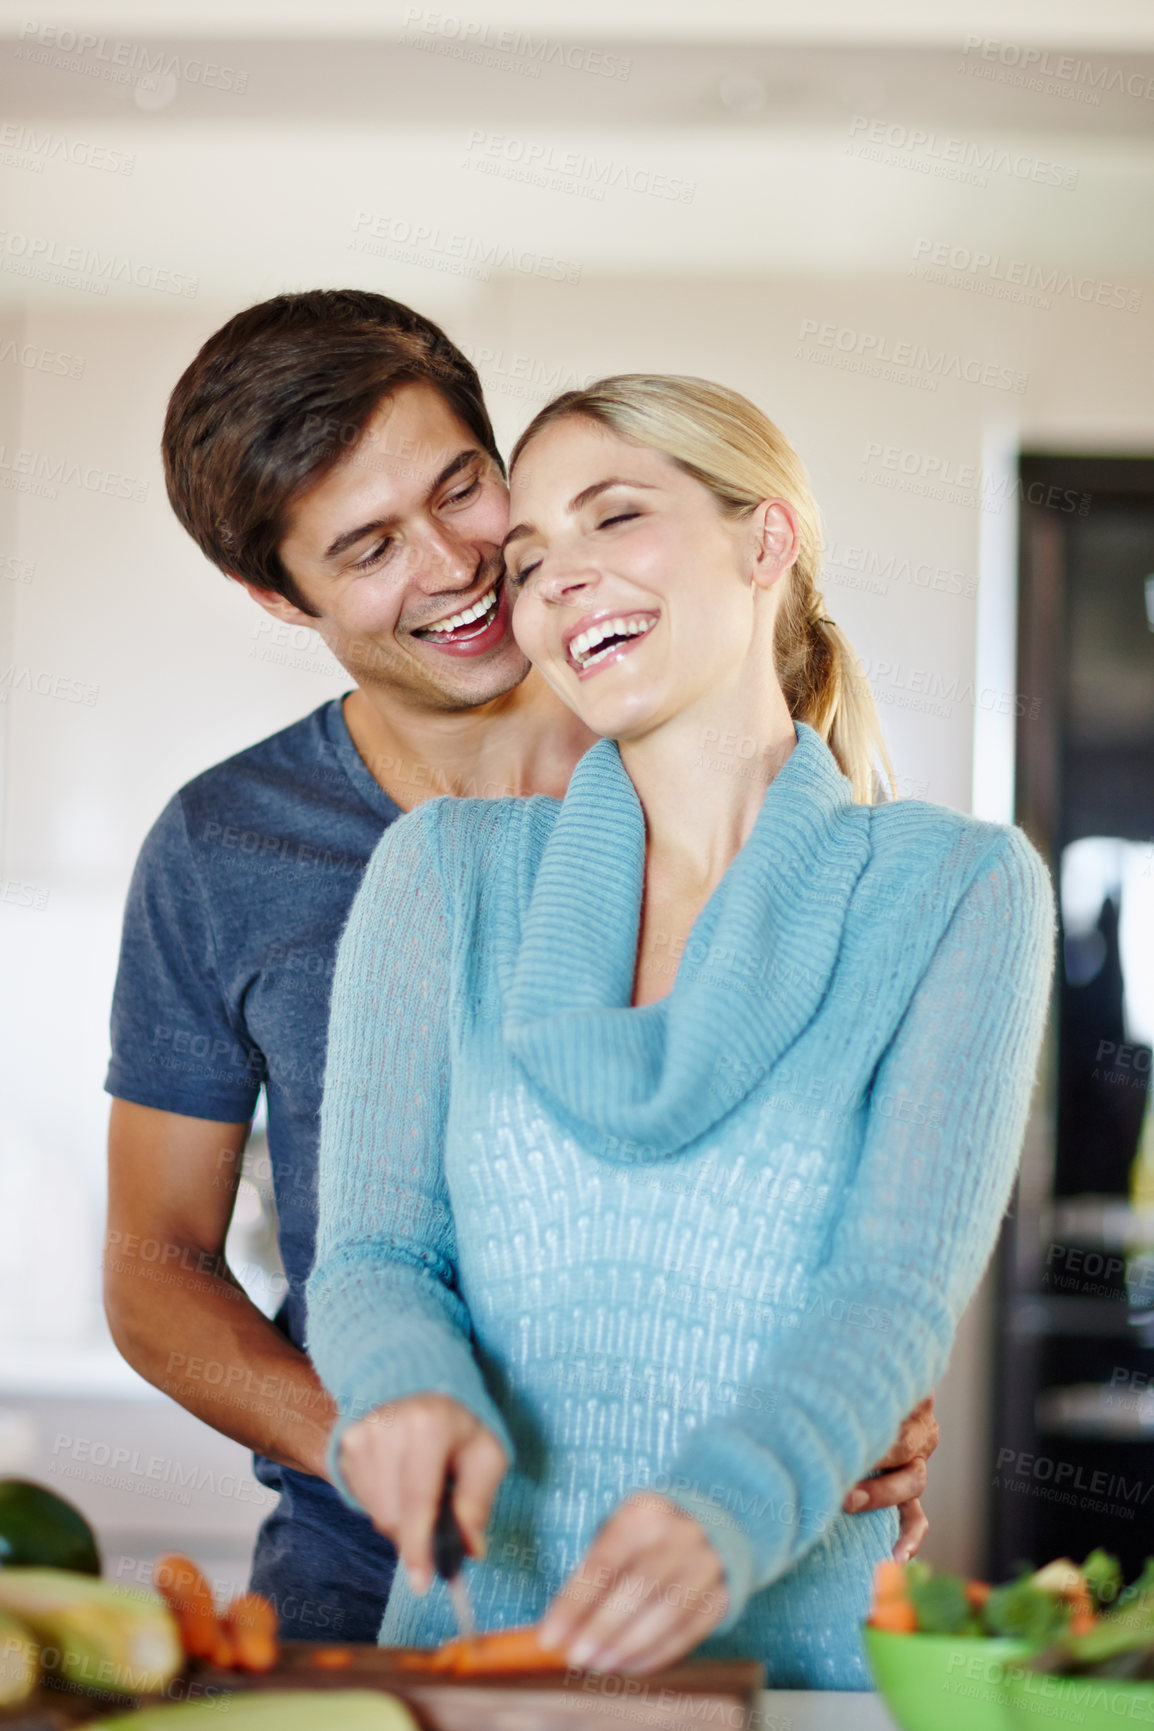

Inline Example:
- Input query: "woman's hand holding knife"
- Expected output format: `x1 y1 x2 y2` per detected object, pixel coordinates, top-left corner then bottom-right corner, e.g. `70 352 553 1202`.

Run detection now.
338 1393 507 1596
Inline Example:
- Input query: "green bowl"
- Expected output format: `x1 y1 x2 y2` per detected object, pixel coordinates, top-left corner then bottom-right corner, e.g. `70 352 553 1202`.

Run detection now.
1003 1667 1154 1729
864 1628 1035 1731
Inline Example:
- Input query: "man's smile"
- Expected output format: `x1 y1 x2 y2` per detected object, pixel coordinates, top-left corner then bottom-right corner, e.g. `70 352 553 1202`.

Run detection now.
410 573 511 657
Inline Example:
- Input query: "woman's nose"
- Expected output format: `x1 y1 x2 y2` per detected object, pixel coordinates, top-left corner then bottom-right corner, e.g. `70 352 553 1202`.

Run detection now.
536 556 600 606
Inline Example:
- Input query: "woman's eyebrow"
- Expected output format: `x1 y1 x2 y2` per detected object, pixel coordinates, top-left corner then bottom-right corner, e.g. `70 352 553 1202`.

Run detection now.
502 477 658 554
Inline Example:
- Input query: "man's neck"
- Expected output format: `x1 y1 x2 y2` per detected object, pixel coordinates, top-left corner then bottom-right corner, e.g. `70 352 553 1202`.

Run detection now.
343 669 597 810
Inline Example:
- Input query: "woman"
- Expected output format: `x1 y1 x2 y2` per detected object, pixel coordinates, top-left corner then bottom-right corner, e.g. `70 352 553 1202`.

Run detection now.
306 376 1055 1688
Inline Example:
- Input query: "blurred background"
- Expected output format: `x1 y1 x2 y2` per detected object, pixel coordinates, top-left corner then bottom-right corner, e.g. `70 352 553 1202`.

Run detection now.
0 0 1152 1605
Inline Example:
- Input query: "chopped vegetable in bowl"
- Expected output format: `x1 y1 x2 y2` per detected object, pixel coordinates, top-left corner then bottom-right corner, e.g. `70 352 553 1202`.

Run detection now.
864 1550 1138 1731
868 1548 1123 1641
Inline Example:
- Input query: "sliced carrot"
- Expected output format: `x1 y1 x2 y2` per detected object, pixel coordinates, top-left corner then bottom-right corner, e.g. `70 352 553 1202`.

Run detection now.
400 1625 569 1675
872 1561 910 1604
870 1560 914 1630
869 1599 919 1634
1067 1589 1096 1637
154 1553 224 1662
222 1592 279 1672
965 1580 992 1609
210 1627 235 1670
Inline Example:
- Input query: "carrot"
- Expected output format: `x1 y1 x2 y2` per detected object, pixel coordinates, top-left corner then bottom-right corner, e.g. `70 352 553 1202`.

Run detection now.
153 1554 223 1662
210 1627 235 1669
311 1647 354 1668
869 1599 919 1634
872 1561 910 1604
868 1560 917 1633
965 1580 992 1609
400 1625 569 1675
1067 1589 1096 1637
221 1592 279 1672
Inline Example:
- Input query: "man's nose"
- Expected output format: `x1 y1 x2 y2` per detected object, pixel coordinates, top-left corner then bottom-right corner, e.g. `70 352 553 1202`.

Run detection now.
414 523 476 590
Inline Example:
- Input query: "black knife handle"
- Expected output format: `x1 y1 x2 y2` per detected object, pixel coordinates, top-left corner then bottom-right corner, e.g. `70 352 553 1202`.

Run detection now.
433 1475 467 1582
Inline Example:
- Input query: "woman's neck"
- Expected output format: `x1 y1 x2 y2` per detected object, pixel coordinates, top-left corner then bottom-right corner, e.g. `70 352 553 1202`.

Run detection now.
619 688 798 893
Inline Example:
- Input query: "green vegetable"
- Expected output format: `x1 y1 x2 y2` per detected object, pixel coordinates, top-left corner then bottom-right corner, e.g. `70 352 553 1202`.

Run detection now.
99 1691 420 1728
0 1480 100 1575
981 1571 1069 1643
1081 1548 1122 1612
907 1570 976 1636
1114 1556 1154 1617
1030 1556 1154 1677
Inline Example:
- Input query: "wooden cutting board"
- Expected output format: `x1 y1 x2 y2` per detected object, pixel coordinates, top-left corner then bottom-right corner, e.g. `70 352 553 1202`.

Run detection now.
204 1643 764 1729
0 1643 764 1729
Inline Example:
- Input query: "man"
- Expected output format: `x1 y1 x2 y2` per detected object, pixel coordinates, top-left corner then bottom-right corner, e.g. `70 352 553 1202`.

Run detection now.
104 289 937 1644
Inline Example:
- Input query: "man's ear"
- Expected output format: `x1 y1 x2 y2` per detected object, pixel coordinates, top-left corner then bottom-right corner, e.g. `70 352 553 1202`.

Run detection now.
750 499 801 592
232 576 320 632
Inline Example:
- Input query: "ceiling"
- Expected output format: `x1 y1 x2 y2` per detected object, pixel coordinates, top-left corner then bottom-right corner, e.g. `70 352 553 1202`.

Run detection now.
1 13 1152 304
2 0 1153 47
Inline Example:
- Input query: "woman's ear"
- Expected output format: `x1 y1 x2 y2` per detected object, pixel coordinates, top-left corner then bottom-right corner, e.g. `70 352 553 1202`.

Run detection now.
750 499 802 591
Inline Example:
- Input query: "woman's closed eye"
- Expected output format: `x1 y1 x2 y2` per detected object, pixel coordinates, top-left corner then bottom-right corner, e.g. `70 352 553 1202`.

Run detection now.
505 511 641 589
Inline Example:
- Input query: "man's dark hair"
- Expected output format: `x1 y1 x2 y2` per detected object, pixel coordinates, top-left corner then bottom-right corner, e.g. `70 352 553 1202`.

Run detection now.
162 289 504 615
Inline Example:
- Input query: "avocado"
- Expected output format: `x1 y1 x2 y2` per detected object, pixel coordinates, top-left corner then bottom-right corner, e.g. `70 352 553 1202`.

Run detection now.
0 1480 101 1575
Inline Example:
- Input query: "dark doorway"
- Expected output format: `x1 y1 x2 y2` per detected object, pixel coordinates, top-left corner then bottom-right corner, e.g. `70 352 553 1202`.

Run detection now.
990 456 1154 1579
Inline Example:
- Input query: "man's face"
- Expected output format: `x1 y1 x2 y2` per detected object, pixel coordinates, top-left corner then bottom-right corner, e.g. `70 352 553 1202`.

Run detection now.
275 380 527 710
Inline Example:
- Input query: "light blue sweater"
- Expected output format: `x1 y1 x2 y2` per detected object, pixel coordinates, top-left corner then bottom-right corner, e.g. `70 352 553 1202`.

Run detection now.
306 721 1055 1688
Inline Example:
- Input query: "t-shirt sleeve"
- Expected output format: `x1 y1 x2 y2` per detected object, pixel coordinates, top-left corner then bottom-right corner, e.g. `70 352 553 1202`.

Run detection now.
104 793 265 1122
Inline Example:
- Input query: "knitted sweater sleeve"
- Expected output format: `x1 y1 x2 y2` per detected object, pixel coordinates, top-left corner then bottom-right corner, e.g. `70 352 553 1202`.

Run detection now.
305 800 514 1509
663 826 1056 1630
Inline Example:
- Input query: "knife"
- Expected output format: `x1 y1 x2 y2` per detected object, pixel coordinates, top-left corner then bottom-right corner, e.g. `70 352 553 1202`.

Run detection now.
433 1475 476 1639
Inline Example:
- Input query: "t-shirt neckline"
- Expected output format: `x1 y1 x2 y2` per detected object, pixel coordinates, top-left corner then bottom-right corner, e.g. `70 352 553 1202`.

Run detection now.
323 691 404 824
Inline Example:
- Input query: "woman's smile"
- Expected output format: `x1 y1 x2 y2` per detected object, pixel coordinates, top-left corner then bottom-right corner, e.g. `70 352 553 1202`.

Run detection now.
564 608 660 678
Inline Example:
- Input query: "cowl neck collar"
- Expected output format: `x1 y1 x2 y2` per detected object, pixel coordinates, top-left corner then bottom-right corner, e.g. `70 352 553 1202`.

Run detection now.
503 722 871 1164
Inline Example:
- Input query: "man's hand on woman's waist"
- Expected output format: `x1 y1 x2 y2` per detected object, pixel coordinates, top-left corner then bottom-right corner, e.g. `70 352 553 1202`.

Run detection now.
842 1392 938 1562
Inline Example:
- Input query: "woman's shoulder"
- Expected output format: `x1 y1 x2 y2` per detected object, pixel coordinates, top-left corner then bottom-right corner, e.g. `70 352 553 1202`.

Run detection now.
362 790 561 904
431 790 562 869
863 797 1054 924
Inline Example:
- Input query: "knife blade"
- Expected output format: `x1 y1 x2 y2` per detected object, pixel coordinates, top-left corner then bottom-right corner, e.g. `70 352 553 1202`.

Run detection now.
433 1475 476 1639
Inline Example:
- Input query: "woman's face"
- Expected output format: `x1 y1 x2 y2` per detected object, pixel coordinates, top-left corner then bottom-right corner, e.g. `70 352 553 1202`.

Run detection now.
504 415 795 742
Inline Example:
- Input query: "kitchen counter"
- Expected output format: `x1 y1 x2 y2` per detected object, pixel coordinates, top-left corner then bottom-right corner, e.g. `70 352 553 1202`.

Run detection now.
758 1692 892 1729
2 1686 899 1728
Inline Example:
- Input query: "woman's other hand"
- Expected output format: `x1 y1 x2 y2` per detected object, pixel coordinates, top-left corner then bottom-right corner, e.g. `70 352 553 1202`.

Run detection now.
540 1493 728 1675
338 1393 508 1594
842 1392 938 1561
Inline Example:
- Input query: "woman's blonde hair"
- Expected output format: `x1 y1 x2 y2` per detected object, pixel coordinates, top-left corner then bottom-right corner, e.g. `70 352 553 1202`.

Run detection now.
509 375 894 804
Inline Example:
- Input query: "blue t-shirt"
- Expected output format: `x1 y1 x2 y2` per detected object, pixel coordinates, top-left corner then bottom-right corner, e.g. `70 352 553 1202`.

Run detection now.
105 695 402 1639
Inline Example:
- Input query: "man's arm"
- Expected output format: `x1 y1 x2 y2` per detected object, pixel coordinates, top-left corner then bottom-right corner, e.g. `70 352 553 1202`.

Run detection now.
104 1099 335 1479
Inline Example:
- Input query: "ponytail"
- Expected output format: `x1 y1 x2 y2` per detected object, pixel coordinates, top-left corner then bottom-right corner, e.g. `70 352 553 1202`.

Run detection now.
774 592 895 806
